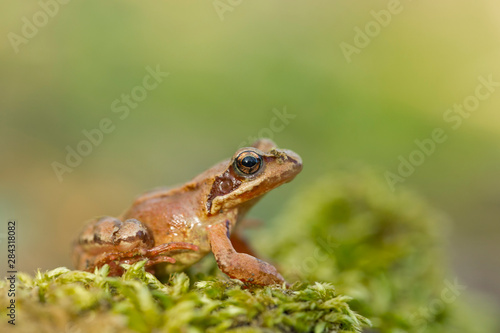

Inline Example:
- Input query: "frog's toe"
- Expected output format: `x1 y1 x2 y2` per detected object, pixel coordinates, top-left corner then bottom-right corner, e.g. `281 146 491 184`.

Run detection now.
145 255 177 267
145 242 199 256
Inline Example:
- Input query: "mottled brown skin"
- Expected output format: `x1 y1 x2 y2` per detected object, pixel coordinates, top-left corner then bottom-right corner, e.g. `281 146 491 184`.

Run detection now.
72 139 302 285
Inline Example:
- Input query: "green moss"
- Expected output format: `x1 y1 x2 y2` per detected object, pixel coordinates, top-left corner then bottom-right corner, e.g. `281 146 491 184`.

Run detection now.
0 261 369 332
256 170 499 332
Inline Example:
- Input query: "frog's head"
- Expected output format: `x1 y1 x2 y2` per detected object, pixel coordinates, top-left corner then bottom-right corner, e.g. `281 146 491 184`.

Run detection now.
206 139 302 215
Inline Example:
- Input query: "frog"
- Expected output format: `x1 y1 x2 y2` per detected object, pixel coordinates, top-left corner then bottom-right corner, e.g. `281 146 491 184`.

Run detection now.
72 139 302 286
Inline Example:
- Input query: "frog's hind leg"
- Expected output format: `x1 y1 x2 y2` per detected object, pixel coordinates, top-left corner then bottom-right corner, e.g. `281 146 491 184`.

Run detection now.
73 216 199 276
73 216 156 274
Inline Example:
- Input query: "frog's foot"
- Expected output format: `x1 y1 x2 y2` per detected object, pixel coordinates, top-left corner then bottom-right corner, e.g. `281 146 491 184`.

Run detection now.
208 221 287 287
93 242 199 276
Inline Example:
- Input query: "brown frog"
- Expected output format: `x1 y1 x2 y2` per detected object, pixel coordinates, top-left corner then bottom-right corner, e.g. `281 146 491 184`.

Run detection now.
72 139 302 286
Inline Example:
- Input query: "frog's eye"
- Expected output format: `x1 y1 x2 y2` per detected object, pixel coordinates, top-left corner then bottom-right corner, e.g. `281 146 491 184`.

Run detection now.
234 151 262 175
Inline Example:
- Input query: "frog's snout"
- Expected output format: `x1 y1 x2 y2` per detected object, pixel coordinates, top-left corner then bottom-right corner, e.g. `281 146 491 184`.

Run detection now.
285 150 303 178
267 148 303 182
283 149 302 167
270 148 302 166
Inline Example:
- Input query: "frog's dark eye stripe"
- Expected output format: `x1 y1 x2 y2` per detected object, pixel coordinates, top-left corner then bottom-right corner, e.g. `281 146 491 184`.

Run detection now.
234 151 262 175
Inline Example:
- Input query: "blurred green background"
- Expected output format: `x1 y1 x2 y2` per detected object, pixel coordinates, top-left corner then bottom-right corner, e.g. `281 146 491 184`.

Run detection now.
1 0 499 315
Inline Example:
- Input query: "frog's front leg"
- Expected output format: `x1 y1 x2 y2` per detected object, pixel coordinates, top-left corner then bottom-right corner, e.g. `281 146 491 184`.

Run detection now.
73 216 198 275
208 221 287 286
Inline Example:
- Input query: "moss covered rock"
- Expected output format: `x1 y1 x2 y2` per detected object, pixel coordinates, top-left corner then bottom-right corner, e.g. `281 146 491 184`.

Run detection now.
0 261 369 332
